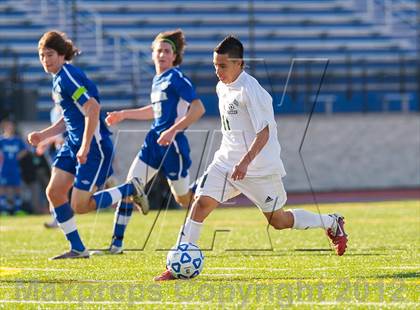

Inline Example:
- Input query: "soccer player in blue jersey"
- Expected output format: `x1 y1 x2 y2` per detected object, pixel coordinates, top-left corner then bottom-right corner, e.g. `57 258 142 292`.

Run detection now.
27 31 147 259
103 29 205 254
0 120 28 215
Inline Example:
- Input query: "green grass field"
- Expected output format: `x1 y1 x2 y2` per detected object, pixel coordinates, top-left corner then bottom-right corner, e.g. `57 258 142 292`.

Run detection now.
0 201 419 309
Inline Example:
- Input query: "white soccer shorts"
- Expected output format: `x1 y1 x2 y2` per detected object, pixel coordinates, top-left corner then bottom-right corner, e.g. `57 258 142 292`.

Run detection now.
196 163 287 213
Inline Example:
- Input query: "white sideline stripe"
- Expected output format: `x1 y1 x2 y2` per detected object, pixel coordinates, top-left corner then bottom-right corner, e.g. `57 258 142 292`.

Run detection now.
207 266 420 271
0 300 418 306
58 217 77 234
1 267 71 272
10 250 51 253
208 267 289 271
116 214 131 225
0 300 203 305
0 266 420 274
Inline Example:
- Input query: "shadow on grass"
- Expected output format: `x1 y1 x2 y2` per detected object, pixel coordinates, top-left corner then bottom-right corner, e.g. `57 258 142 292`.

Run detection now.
376 272 420 279
294 248 331 252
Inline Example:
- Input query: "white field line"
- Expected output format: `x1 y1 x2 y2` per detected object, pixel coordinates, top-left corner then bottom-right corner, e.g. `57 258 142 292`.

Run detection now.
5 266 420 271
0 300 418 306
1 267 72 272
9 249 51 253
208 266 420 271
1 265 418 275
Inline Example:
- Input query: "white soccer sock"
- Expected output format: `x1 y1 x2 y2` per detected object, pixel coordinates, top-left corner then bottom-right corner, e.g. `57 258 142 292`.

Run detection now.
291 209 335 230
176 218 203 245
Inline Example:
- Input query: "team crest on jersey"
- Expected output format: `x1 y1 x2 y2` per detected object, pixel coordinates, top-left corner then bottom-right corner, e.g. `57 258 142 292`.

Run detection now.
226 102 238 115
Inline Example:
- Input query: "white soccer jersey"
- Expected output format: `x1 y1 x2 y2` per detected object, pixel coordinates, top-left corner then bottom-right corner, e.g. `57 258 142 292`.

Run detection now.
212 71 286 177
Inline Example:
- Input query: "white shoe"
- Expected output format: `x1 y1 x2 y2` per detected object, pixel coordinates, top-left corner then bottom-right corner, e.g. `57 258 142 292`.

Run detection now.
50 249 90 260
130 177 149 215
109 245 123 254
90 245 123 256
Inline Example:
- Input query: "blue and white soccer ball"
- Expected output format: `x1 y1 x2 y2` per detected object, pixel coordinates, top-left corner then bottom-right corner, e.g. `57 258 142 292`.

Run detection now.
166 242 204 279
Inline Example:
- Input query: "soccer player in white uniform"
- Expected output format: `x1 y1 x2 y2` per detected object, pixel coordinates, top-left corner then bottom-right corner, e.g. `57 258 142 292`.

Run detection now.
154 36 348 281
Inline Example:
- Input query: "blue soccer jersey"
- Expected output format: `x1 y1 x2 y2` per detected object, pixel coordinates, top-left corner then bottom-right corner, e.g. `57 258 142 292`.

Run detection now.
0 136 27 186
139 68 198 180
52 63 111 148
150 67 198 135
51 63 114 191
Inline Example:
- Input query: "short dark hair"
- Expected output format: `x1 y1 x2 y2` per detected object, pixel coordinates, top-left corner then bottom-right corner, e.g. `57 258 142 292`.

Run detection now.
214 35 244 60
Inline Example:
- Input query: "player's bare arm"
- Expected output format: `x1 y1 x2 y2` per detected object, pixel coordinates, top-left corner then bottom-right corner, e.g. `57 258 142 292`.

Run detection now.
27 116 66 146
105 105 154 126
157 98 205 146
231 125 269 181
78 97 100 164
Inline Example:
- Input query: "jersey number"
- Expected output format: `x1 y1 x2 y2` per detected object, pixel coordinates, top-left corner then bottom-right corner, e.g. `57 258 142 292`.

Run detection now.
153 102 162 118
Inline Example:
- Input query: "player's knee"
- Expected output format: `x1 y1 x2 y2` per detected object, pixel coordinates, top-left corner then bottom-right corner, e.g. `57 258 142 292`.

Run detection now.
71 200 89 214
269 214 293 230
190 198 210 222
46 185 63 205
175 193 193 208
270 220 288 230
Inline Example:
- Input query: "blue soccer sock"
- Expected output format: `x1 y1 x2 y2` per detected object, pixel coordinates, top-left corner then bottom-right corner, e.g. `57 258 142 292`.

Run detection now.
54 202 85 252
13 194 22 213
111 201 133 248
92 182 134 209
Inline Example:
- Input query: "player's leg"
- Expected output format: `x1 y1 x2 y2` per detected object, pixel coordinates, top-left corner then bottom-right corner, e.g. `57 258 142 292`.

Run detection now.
69 142 146 214
250 175 347 255
176 195 220 245
0 183 8 213
1 186 12 214
264 208 348 255
92 142 151 215
44 202 59 229
154 195 219 281
46 167 88 259
109 156 158 252
177 165 239 245
11 186 23 215
167 174 194 208
155 165 237 281
0 176 15 215
165 134 194 208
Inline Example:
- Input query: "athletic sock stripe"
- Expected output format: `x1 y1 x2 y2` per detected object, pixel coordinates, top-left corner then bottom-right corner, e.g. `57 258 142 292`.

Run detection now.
109 189 122 204
116 215 131 225
58 217 77 234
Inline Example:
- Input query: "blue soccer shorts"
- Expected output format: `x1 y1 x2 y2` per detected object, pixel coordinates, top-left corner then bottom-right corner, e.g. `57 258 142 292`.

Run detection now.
139 130 191 181
53 140 114 192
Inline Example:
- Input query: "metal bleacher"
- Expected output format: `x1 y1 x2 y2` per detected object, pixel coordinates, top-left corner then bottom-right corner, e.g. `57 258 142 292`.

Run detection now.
0 0 418 119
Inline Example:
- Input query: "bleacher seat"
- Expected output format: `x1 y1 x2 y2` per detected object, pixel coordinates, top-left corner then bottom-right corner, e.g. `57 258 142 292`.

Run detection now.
0 0 418 119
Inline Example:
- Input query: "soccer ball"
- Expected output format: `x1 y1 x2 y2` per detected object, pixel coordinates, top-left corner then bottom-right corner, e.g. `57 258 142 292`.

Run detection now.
166 242 204 279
